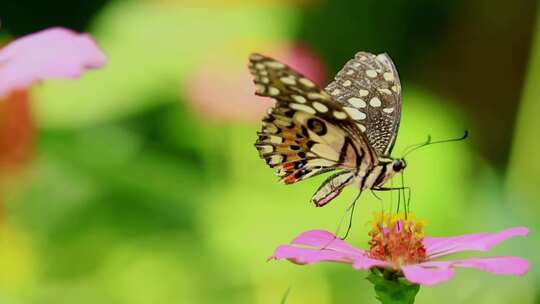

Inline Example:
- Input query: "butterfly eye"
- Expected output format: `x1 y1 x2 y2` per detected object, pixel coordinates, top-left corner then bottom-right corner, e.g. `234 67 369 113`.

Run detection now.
307 118 327 136
392 160 405 172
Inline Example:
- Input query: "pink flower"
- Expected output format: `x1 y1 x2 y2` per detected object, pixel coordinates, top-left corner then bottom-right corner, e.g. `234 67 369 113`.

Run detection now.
0 27 106 174
271 213 529 285
0 27 106 98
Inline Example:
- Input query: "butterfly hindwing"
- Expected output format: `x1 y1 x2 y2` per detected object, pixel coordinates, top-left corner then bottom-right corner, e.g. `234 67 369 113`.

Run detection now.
256 107 356 184
250 53 376 184
325 52 402 156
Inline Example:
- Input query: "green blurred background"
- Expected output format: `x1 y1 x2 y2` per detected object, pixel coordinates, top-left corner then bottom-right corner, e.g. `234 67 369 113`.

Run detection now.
0 0 538 303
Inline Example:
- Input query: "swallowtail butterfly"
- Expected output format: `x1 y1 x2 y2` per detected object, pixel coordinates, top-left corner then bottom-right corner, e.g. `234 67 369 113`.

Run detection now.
249 51 406 207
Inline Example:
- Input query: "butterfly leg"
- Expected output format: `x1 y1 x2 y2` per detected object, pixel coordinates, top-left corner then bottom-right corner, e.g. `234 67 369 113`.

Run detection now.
370 190 385 213
373 186 411 214
316 191 363 250
335 190 362 240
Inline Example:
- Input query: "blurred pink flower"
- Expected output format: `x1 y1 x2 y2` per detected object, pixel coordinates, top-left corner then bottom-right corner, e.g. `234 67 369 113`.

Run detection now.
271 215 529 285
0 27 106 174
0 27 106 98
186 43 326 122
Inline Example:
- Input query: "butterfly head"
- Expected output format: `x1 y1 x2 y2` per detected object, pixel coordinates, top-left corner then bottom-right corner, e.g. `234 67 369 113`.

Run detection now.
392 158 407 173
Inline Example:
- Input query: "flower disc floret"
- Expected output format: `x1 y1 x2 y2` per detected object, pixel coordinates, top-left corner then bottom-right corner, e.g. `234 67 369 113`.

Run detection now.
368 212 426 267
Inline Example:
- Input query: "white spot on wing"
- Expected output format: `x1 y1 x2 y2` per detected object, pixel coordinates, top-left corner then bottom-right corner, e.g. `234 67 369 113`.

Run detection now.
259 145 273 153
270 135 283 144
250 54 264 61
376 54 388 62
299 78 315 88
346 69 355 75
342 80 352 87
366 70 377 78
255 84 265 94
290 103 316 114
266 61 285 69
307 93 327 100
378 88 392 95
333 111 347 120
343 107 367 120
383 107 394 114
369 97 381 107
255 63 265 70
331 89 341 95
356 123 366 132
280 76 296 85
263 123 278 134
348 97 366 108
269 154 283 165
383 72 394 81
292 95 306 103
274 118 290 127
359 89 369 97
268 87 280 96
312 102 328 113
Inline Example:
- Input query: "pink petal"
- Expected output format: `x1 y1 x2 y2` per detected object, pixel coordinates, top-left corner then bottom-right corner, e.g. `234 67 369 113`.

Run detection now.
401 264 455 285
423 227 528 258
351 255 391 270
402 256 529 286
290 230 366 256
271 245 355 265
271 230 388 270
0 27 107 97
271 244 389 270
448 256 529 275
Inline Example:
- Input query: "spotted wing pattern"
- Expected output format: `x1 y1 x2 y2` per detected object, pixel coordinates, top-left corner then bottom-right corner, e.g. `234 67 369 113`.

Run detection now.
249 53 376 185
325 52 402 157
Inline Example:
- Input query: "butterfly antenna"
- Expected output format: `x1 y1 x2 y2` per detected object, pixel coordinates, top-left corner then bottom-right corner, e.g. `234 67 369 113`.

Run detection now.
401 134 432 156
335 191 362 240
402 130 468 158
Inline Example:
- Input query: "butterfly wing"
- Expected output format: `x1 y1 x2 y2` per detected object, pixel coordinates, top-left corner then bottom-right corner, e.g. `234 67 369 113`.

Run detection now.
249 53 377 185
325 52 402 157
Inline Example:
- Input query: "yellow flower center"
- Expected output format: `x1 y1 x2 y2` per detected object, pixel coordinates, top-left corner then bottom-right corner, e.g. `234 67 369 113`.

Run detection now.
368 212 427 268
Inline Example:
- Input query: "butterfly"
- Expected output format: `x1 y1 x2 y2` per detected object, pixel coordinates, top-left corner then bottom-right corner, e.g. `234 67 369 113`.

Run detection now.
249 51 406 207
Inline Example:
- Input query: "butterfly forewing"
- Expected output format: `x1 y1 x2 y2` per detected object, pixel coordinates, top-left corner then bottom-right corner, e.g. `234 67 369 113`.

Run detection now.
325 52 402 156
249 53 376 184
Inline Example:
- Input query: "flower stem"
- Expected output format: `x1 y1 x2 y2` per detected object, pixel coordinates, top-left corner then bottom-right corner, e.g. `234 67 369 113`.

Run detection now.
366 268 420 304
